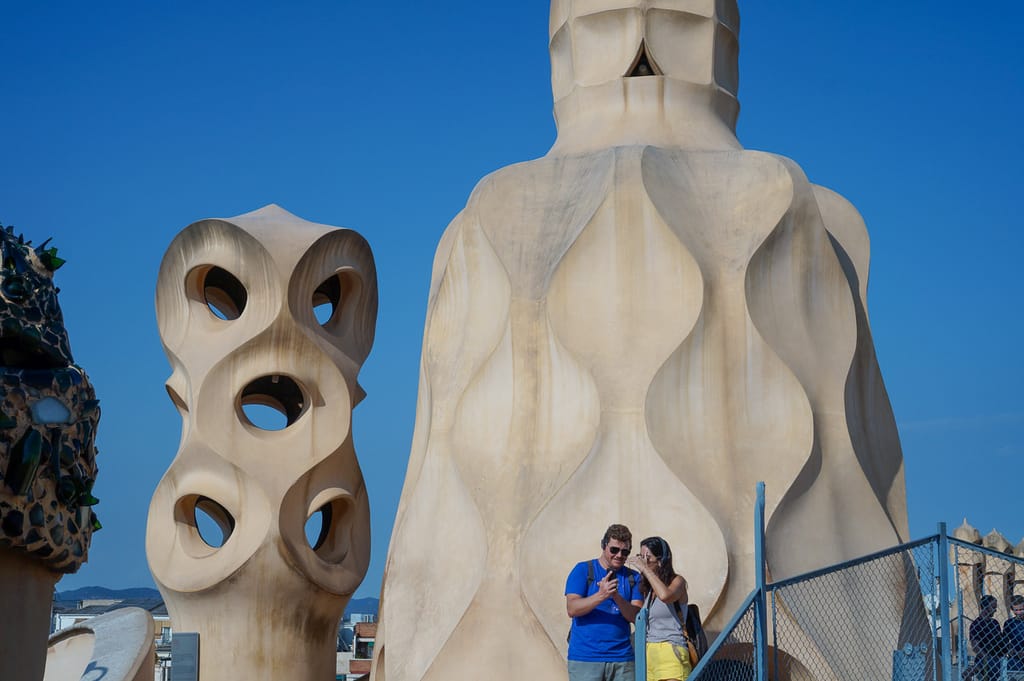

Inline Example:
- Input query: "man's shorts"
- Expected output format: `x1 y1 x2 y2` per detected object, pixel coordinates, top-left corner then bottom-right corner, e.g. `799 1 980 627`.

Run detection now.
568 659 636 681
646 641 692 681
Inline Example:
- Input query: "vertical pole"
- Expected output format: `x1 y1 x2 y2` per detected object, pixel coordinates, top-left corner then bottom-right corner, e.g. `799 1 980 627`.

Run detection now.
955 545 966 672
771 589 780 681
635 604 647 681
938 523 953 681
754 482 768 681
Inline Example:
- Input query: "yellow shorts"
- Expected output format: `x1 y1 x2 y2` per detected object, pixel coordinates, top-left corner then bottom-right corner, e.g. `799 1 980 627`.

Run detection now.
646 641 692 681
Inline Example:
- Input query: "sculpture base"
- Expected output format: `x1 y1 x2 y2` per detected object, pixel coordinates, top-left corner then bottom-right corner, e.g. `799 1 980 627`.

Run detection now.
0 550 59 681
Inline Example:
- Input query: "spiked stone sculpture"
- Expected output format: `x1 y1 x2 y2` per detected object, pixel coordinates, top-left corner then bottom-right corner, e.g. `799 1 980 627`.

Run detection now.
0 224 101 681
376 3 915 681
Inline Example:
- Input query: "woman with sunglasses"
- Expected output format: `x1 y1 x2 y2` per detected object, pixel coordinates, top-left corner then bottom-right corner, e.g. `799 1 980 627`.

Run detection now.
626 537 691 681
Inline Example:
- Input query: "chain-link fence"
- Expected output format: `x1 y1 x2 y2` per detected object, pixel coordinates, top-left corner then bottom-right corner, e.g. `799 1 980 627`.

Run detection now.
949 539 1024 681
765 537 939 681
632 483 1024 681
687 592 759 681
678 535 1024 681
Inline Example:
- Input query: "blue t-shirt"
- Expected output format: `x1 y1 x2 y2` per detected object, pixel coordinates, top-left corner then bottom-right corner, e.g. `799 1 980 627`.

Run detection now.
565 559 643 662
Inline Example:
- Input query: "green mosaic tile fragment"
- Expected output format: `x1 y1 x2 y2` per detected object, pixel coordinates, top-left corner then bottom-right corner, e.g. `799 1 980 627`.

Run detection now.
6 429 42 494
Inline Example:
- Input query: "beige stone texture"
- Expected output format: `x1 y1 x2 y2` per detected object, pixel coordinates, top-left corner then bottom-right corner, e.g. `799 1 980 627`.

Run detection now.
953 520 984 622
146 205 377 681
376 2 912 681
0 551 58 681
44 607 155 681
981 529 1015 621
1015 538 1024 596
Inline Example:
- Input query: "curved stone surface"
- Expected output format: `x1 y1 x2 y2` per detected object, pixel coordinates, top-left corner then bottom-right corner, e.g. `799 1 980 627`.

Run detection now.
146 204 377 681
377 3 912 681
45 607 154 681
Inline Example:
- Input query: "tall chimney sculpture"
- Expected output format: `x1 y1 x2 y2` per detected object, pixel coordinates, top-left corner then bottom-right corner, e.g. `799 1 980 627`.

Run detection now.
0 225 101 681
146 205 377 680
377 3 911 681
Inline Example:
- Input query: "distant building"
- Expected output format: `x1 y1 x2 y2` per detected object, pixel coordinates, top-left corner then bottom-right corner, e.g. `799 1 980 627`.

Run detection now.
337 616 377 680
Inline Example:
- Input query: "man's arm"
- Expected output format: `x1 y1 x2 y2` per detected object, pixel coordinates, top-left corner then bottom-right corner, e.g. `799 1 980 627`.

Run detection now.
567 573 618 618
609 592 641 623
566 592 602 618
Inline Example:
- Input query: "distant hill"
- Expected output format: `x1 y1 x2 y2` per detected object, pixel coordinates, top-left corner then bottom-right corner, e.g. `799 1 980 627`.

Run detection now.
57 586 161 601
346 597 378 616
56 586 379 617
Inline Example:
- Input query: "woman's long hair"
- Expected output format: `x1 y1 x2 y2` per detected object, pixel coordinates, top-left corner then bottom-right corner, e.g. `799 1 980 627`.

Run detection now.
639 536 679 597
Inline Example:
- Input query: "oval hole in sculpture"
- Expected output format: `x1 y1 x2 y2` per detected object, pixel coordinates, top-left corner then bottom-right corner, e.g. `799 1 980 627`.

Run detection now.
238 375 306 431
305 504 331 551
314 271 362 334
193 496 235 549
186 265 247 321
307 496 353 564
312 274 339 325
240 403 288 431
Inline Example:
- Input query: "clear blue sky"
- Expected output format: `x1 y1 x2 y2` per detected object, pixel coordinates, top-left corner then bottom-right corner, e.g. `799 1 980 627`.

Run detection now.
1 1 1021 598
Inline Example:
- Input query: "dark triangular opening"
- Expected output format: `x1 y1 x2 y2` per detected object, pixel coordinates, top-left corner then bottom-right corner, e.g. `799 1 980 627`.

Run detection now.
626 41 662 77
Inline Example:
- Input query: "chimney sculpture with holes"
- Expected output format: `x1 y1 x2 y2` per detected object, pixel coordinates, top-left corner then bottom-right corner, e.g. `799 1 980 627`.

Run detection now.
375 3 915 681
0 224 101 681
146 205 377 680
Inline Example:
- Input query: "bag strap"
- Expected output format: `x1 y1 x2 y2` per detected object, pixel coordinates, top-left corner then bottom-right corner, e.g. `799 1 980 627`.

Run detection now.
671 600 693 643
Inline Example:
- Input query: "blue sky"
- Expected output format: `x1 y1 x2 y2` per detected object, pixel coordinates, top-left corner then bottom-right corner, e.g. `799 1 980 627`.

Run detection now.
1 1 1021 598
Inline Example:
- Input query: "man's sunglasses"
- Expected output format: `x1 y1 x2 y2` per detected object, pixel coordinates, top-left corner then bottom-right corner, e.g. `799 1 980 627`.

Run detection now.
607 546 632 556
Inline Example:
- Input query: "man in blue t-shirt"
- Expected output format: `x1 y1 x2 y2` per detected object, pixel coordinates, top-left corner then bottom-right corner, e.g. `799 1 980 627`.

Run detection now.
565 524 644 681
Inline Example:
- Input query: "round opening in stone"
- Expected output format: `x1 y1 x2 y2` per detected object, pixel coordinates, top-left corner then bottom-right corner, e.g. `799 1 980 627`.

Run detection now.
193 496 235 549
238 375 306 431
186 265 247 321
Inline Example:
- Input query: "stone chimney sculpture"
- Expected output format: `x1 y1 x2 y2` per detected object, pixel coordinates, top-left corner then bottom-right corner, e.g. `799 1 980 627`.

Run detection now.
952 519 984 622
376 3 911 681
0 224 101 681
146 205 377 680
982 528 1016 622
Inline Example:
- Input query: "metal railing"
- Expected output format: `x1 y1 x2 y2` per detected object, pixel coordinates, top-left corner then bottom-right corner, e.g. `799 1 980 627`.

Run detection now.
634 484 1024 681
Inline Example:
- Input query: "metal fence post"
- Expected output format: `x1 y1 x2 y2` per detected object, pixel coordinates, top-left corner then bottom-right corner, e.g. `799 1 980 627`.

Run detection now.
938 523 953 681
771 588 780 681
955 544 967 671
635 604 647 681
755 482 768 681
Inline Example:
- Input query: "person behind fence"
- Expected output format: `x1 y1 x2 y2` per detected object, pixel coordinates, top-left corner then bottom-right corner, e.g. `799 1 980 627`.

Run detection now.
625 537 692 681
565 524 644 681
968 594 1004 681
1004 594 1024 672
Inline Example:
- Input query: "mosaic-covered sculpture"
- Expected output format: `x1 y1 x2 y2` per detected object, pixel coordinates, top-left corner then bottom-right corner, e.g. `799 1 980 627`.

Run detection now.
146 205 377 681
376 3 914 681
0 222 100 681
